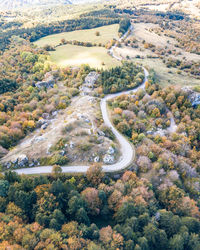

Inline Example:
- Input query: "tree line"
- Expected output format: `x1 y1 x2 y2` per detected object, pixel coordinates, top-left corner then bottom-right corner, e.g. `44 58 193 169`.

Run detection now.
0 17 120 51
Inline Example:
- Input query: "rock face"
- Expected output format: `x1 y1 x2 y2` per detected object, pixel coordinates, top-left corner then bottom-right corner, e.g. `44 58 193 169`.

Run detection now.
80 72 99 95
182 87 200 107
35 72 55 89
84 72 100 87
0 146 8 158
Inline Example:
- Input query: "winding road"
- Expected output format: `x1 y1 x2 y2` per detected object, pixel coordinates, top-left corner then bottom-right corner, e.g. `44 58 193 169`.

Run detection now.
13 68 149 175
8 24 175 175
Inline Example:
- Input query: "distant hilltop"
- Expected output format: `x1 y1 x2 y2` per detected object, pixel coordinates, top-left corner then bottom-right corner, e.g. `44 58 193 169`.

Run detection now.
0 0 96 10
0 0 102 10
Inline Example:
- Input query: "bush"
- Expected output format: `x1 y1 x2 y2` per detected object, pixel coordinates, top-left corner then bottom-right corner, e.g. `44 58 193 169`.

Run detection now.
49 154 69 165
100 125 115 140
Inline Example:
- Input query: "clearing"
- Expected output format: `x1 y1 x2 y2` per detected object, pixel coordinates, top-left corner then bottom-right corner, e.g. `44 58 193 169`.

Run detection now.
50 44 121 69
34 24 119 47
114 22 200 87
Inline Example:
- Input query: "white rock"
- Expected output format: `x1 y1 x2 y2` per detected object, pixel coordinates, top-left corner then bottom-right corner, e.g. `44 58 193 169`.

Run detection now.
69 141 75 149
103 154 115 164
94 156 100 162
107 146 115 155
34 136 45 143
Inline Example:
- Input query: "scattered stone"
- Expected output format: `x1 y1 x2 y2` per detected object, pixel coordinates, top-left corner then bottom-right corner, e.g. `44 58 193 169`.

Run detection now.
52 111 58 117
89 156 93 162
6 162 12 169
12 159 18 165
29 162 35 167
103 154 115 164
69 141 75 149
41 123 49 130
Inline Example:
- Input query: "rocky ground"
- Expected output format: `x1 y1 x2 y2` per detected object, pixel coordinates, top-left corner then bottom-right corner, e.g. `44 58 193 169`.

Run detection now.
1 94 120 170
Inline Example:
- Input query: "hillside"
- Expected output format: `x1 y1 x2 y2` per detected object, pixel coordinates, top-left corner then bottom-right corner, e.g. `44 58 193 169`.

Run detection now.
0 0 102 10
0 2 200 249
0 0 72 10
109 0 200 19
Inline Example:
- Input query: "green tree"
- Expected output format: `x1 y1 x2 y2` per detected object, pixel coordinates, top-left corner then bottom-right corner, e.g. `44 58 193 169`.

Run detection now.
169 234 184 250
0 180 9 197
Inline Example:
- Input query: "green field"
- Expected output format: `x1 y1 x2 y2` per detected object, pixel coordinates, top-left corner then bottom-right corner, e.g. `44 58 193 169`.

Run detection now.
34 24 119 47
49 44 121 69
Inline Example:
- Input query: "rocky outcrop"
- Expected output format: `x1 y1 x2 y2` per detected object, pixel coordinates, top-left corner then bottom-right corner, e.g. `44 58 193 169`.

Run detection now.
182 87 200 107
3 155 41 170
84 72 100 87
35 72 55 89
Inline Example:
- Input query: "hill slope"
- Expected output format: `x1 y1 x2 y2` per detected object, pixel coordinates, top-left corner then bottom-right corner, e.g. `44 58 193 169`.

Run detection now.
0 0 72 10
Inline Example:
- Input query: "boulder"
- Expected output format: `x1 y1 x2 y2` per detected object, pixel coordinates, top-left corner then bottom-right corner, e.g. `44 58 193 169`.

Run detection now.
52 111 58 117
37 118 46 127
94 156 100 162
107 146 115 155
41 123 49 130
6 162 12 169
97 130 105 136
69 141 75 149
17 154 29 168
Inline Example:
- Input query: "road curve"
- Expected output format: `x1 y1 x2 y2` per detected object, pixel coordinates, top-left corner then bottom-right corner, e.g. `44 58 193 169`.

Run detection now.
13 68 149 175
9 25 149 175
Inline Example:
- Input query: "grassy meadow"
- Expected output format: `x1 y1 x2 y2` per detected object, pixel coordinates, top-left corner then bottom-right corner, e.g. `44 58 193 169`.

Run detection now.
34 24 119 47
34 24 120 69
50 44 121 69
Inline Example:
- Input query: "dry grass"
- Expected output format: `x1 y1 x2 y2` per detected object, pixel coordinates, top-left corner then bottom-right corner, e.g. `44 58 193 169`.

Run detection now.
34 24 119 47
50 44 121 69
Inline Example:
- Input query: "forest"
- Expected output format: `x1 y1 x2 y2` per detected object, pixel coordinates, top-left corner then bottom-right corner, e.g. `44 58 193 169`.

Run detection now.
0 9 120 51
0 4 199 250
0 38 85 152
100 62 144 94
0 168 199 249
